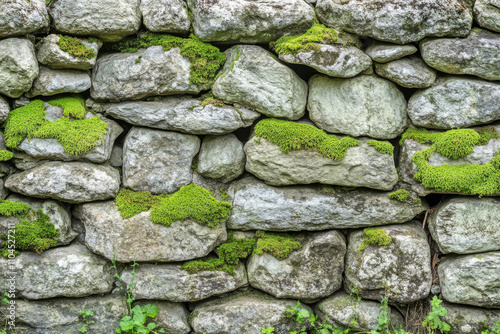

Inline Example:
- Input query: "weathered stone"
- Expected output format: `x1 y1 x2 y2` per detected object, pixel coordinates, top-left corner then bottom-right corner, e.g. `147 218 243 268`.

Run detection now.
374 57 437 89
37 34 101 70
441 301 500 334
213 45 308 120
134 301 191 334
345 222 432 304
26 66 91 98
421 29 500 81
121 262 248 302
245 136 398 190
91 46 208 101
364 41 417 63
247 230 346 301
103 96 259 135
0 0 49 37
308 75 407 139
439 252 500 308
316 0 473 44
0 95 10 124
122 127 200 194
73 201 227 262
0 243 114 299
474 0 500 33
5 161 120 204
187 0 315 43
0 38 39 98
140 0 190 33
48 0 141 42
110 146 123 167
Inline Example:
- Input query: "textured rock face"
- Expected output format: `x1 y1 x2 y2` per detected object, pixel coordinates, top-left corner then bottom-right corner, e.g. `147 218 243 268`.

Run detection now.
26 66 91 97
407 77 500 129
421 29 500 81
73 201 227 262
228 177 428 231
121 263 248 302
308 75 407 139
134 301 191 334
429 197 500 254
278 44 372 78
187 0 315 43
141 0 190 33
364 41 417 63
104 96 259 135
48 0 141 42
439 252 500 308
474 0 500 33
374 57 437 89
0 96 10 124
213 45 308 120
0 244 114 299
245 136 398 190
441 301 500 334
4 161 120 204
345 223 432 304
0 0 49 37
122 127 200 194
0 38 39 98
247 230 346 301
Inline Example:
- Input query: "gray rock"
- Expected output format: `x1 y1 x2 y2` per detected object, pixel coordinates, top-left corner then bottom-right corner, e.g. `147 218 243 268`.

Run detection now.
121 262 248 302
134 301 191 334
278 43 372 78
140 0 190 33
408 77 500 129
110 146 123 167
12 153 50 171
474 0 500 33
91 46 208 101
374 57 437 89
441 301 500 334
364 41 418 63
316 0 472 44
308 74 407 139
73 201 227 262
228 177 428 231
48 0 141 42
0 38 39 98
421 28 500 81
345 222 432 304
26 66 91 98
122 127 200 194
0 243 114 299
0 0 49 37
197 134 245 182
315 291 404 331
4 161 120 204
104 96 259 135
0 95 10 124
439 252 500 308
37 34 101 70
213 45 308 120
187 0 315 43
247 230 346 301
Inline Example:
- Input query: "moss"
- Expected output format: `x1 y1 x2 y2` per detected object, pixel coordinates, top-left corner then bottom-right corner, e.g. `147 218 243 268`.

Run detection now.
115 188 165 219
367 140 394 155
253 231 302 260
200 92 225 108
0 150 14 162
47 96 87 119
357 228 392 253
219 186 230 201
109 32 225 86
254 118 359 161
135 55 142 64
180 257 235 275
270 23 338 55
0 200 31 217
57 35 96 60
388 189 410 202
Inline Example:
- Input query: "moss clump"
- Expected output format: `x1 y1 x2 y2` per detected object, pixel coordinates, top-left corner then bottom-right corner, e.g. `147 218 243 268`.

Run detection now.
367 140 394 155
115 188 165 219
0 200 31 217
270 23 339 55
254 118 359 161
109 32 225 86
388 189 410 202
0 150 14 162
57 35 96 60
357 228 392 253
253 231 302 260
47 96 87 119
180 257 234 275
200 92 225 108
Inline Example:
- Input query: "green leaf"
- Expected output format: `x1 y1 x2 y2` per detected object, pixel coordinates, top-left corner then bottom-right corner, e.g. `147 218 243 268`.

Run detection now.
142 304 159 318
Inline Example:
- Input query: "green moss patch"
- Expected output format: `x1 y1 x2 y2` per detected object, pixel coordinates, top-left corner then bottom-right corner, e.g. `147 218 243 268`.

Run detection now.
253 231 302 261
47 96 87 119
254 118 359 161
367 140 394 155
388 189 410 202
0 200 31 217
200 92 225 108
57 35 96 60
0 150 14 162
270 23 339 55
115 188 165 219
357 228 392 253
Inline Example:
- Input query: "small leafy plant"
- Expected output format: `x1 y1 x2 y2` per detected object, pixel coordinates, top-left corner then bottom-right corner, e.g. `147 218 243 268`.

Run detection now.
422 296 451 334
482 319 500 334
78 308 95 333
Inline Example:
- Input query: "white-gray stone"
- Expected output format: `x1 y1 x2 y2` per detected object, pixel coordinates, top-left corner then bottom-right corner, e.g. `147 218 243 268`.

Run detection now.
0 96 10 124
0 0 49 37
26 66 91 98
442 301 500 334
134 301 191 334
140 0 191 33
474 0 500 33
374 57 437 89
110 146 123 167
364 41 417 63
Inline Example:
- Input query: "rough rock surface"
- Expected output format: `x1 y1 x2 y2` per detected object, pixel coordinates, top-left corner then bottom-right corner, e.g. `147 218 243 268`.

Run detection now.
0 38 39 98
474 0 500 33
245 136 398 190
213 45 308 120
5 161 120 204
134 301 191 334
26 66 91 97
441 301 500 334
121 262 248 302
91 46 208 101
364 41 417 63
103 96 259 135
48 0 141 42
308 75 407 139
228 177 428 231
316 0 473 44
0 0 49 37
374 57 437 89
421 29 500 81
345 223 432 304
187 0 315 43
0 96 10 124
122 127 200 194
439 252 500 308
0 244 114 299
407 77 500 129
247 230 346 301
110 146 123 167
140 0 191 33
73 201 227 262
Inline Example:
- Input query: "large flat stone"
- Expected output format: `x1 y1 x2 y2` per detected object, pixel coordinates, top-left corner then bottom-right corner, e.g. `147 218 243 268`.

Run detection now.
141 0 191 33
364 41 417 63
474 0 500 33
441 301 500 334
26 66 91 98
0 0 49 37
374 57 437 89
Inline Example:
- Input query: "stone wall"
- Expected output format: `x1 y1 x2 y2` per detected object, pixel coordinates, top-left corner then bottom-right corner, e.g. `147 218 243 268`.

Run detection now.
0 0 500 333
